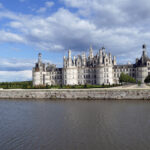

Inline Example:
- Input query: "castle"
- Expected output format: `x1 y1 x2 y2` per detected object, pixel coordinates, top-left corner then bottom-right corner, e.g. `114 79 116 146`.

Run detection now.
32 44 150 86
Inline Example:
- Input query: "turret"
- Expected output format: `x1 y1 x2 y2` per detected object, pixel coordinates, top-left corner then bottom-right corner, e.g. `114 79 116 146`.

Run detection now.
142 44 147 57
89 46 93 59
99 49 103 64
38 53 42 64
37 53 43 71
113 56 116 65
104 54 108 65
82 53 86 59
136 58 139 64
109 53 112 64
99 49 103 56
102 47 105 56
73 56 76 66
68 49 71 59
63 56 66 67
82 53 86 66
68 49 72 67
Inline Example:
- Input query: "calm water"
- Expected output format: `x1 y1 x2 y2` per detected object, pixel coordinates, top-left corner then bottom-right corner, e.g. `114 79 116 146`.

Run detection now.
0 99 150 150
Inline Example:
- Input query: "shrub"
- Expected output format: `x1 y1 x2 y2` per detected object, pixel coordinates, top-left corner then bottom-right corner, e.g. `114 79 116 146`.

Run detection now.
137 81 141 86
119 73 136 84
144 75 150 83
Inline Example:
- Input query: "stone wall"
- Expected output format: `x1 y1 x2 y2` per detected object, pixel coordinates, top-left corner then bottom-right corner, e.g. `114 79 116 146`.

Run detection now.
0 89 150 100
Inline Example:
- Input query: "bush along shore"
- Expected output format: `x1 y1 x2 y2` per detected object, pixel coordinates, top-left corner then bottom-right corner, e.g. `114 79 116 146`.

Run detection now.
0 81 122 89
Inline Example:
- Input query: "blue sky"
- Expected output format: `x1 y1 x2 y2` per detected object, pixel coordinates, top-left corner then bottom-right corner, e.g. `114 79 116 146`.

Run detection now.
0 0 149 81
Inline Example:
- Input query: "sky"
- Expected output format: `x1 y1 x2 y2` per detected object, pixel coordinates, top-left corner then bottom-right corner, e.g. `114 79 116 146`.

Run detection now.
0 0 149 81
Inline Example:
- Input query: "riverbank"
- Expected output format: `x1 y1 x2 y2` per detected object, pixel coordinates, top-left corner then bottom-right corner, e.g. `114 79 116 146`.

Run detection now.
0 88 150 100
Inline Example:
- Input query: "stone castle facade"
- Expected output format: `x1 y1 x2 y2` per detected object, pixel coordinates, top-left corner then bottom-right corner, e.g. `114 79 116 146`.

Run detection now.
32 44 150 86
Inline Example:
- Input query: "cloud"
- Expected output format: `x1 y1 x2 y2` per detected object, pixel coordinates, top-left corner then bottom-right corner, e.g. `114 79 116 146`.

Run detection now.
0 3 3 8
0 30 25 43
61 0 150 28
37 1 54 13
37 7 47 13
0 70 32 82
45 1 54 8
0 57 54 71
0 0 149 65
0 58 35 71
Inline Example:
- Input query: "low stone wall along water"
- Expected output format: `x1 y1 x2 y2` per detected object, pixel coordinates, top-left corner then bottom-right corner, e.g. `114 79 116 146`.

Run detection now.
0 89 150 100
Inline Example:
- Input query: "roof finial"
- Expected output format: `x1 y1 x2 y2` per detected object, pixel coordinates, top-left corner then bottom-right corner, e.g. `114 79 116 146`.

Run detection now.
143 44 146 49
102 44 105 50
89 45 93 58
38 53 42 63
142 44 147 56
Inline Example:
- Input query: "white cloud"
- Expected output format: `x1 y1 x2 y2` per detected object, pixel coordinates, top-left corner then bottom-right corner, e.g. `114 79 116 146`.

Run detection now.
0 7 147 57
0 3 3 8
37 1 54 13
37 7 47 13
0 30 25 43
45 1 54 8
0 70 32 82
61 0 150 27
0 0 149 66
0 58 35 71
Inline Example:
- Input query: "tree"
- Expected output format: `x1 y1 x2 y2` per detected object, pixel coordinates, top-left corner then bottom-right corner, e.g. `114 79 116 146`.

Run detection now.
119 73 136 84
144 75 150 83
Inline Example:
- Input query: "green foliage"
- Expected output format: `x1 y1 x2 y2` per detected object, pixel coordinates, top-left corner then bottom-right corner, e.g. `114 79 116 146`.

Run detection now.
0 81 121 89
43 84 120 89
0 81 32 89
144 75 150 83
119 73 136 84
137 81 141 86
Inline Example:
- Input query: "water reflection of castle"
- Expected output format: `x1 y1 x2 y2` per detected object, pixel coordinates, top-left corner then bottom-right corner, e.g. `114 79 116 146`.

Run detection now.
32 44 150 86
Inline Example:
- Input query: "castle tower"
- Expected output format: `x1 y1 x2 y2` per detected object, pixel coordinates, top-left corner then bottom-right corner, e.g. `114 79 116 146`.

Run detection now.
136 44 148 83
33 53 45 86
63 49 78 85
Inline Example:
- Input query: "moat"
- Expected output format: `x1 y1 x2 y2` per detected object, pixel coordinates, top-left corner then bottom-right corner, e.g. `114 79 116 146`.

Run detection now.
0 99 150 150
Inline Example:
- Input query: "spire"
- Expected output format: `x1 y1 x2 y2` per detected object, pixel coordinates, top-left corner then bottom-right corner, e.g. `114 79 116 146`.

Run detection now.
143 44 146 49
38 53 42 63
89 46 93 59
82 52 86 59
113 56 116 65
73 56 76 66
68 49 72 67
142 44 147 56
63 56 66 67
68 49 71 59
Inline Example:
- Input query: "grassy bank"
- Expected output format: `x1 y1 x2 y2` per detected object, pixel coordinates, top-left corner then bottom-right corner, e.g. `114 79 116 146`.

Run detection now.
0 81 32 89
0 81 121 89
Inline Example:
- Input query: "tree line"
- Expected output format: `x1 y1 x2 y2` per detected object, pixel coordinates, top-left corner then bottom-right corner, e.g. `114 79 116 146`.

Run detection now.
0 81 32 89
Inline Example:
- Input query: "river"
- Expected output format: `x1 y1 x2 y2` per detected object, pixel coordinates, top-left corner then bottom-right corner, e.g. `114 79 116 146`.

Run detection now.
0 99 150 150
